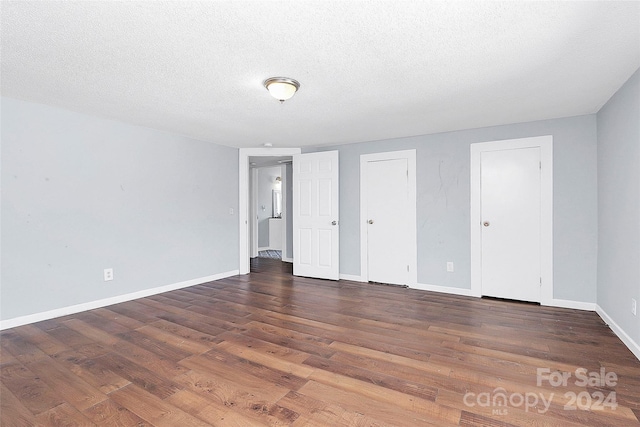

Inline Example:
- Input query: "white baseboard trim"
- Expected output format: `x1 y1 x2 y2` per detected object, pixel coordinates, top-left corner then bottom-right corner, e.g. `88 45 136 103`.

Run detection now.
543 299 597 311
282 257 293 263
352 280 640 361
412 282 476 297
340 274 366 282
596 305 640 361
0 270 239 331
408 286 600 314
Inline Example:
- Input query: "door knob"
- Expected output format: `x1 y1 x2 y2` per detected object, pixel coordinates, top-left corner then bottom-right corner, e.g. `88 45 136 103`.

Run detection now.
368 219 374 224
483 221 490 227
331 220 337 225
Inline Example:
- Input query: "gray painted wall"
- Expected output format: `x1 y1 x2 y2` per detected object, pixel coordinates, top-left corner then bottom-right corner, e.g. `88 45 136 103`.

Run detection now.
597 68 640 345
1 97 239 321
256 166 282 248
311 114 598 303
1 77 636 352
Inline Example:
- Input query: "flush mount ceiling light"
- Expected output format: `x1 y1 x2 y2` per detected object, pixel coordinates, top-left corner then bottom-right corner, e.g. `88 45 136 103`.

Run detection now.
263 77 300 103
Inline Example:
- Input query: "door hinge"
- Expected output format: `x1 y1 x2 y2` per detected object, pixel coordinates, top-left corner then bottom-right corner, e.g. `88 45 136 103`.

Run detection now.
540 277 542 285
407 265 410 272
539 161 542 170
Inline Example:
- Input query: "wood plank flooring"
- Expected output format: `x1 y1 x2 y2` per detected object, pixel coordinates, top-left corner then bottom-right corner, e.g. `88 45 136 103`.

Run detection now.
1 257 639 426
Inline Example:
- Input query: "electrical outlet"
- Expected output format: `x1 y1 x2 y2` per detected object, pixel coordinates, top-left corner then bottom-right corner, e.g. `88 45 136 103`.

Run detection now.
446 262 454 272
104 268 114 282
632 298 637 316
229 208 234 215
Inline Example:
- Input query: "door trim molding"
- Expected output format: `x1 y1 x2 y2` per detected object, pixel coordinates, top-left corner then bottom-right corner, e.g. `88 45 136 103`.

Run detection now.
239 148 301 275
360 149 417 286
250 168 258 258
470 136 553 303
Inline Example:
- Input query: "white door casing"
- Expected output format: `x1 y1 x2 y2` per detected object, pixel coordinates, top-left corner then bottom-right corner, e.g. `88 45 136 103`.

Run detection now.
250 168 258 258
293 151 340 280
360 150 417 286
481 147 541 302
470 136 553 304
279 164 289 262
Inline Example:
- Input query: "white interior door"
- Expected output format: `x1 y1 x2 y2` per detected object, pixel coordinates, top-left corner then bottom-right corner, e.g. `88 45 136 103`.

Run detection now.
481 147 541 302
360 150 417 286
366 158 409 285
293 151 339 280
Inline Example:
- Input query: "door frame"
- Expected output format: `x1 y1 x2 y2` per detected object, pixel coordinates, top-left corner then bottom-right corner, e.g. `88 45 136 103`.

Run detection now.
239 147 301 275
360 149 417 286
470 136 553 304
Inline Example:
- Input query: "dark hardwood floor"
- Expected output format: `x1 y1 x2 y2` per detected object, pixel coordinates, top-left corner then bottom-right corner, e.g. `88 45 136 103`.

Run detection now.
1 258 639 426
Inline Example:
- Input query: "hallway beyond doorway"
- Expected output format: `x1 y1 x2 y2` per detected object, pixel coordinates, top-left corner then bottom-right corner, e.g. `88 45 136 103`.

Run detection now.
258 250 282 259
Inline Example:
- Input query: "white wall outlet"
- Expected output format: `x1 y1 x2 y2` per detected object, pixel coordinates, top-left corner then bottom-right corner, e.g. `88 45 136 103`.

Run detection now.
446 262 454 272
104 268 114 281
229 207 234 215
632 298 637 316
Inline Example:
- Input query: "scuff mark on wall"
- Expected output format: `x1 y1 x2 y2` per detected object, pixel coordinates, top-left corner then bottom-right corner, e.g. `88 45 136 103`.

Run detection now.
438 160 448 208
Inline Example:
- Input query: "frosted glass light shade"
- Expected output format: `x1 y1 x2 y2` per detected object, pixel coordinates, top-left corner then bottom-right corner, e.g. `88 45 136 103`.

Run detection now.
264 77 300 102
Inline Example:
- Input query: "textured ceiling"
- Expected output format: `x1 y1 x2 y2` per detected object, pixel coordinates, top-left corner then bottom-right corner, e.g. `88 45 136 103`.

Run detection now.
2 1 639 148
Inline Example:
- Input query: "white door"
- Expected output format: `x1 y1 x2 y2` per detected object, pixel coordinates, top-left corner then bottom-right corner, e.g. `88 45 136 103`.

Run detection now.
481 147 541 302
293 151 339 280
366 158 410 285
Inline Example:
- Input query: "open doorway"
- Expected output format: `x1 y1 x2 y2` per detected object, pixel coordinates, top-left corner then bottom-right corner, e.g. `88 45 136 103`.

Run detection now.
239 148 301 275
249 157 292 262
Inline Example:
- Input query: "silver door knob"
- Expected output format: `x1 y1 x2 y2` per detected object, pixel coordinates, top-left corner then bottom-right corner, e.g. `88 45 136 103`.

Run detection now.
332 220 337 225
483 221 490 227
368 219 374 224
